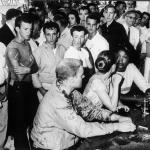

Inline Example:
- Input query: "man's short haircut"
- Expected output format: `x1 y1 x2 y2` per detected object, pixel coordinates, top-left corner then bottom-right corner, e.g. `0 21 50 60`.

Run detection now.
43 21 60 34
142 12 150 19
6 9 22 21
86 13 100 24
123 10 136 18
15 13 32 28
135 10 142 19
70 25 88 36
95 50 115 73
104 4 116 14
56 58 82 82
79 6 90 13
53 12 68 28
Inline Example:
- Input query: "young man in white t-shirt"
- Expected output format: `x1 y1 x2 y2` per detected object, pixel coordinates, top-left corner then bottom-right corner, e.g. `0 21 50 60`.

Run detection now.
64 25 92 69
64 25 94 92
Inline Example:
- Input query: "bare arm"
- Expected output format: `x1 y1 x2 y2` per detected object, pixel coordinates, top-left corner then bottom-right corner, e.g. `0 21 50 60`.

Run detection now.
94 74 122 112
7 48 30 81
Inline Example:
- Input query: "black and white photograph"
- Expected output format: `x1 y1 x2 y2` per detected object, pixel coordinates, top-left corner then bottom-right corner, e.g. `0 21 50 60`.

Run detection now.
1 0 150 150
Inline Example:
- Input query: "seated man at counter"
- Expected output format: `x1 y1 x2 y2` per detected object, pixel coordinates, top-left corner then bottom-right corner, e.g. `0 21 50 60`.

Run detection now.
31 58 135 150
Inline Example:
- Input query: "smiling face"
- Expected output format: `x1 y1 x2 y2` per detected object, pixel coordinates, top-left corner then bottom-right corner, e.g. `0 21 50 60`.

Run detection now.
116 50 129 72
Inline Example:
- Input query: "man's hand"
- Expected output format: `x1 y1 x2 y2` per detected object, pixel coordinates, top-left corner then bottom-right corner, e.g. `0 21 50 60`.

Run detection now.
116 122 136 132
14 66 30 75
117 105 130 112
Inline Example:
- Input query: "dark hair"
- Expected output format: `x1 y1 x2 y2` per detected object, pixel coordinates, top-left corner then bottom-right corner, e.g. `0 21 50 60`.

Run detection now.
53 13 68 28
135 10 142 19
142 12 150 19
6 9 22 21
79 6 90 14
142 12 150 28
115 1 126 9
15 13 32 28
28 7 36 15
70 25 88 36
95 51 115 73
124 10 136 18
104 4 116 14
43 21 60 34
116 46 132 63
30 14 41 39
86 13 100 24
68 9 80 24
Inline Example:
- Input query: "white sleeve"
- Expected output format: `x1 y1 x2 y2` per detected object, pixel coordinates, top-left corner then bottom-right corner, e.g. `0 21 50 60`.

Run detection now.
132 64 148 93
55 105 115 138
0 42 8 84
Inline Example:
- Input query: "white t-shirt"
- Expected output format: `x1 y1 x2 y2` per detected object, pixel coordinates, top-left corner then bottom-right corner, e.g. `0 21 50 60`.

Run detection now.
64 46 89 67
85 32 109 63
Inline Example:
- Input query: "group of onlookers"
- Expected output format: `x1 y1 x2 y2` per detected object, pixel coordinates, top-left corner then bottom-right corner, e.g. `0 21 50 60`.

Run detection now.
0 1 150 150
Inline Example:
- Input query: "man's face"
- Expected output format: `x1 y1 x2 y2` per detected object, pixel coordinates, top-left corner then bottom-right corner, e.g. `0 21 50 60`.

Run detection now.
72 66 84 89
141 14 149 27
103 7 116 23
116 50 129 72
86 18 97 35
45 28 58 45
72 30 85 49
18 22 32 40
89 5 96 13
127 1 135 10
125 13 136 27
116 4 126 16
79 9 89 24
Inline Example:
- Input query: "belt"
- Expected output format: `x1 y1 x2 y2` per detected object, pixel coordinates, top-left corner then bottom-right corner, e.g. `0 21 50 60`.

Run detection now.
9 79 32 86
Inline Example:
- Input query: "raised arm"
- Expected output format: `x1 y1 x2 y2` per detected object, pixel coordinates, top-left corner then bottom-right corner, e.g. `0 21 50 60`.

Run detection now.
94 75 122 112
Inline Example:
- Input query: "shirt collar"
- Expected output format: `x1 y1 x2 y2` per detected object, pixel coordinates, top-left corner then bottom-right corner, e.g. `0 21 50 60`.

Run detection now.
6 22 15 33
60 27 70 37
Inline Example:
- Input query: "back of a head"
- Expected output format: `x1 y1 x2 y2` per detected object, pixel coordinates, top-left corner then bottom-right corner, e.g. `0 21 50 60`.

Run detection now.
6 9 22 21
95 50 115 73
53 12 68 28
56 58 82 82
15 13 32 28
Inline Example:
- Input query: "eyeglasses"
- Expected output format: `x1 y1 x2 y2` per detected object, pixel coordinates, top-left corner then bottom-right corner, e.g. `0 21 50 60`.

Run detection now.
127 15 136 20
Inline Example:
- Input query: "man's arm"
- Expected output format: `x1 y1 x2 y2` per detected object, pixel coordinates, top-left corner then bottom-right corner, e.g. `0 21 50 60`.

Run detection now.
7 48 30 81
54 104 136 138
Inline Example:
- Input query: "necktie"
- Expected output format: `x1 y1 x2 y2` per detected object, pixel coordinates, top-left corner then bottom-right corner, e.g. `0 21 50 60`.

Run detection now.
128 27 130 41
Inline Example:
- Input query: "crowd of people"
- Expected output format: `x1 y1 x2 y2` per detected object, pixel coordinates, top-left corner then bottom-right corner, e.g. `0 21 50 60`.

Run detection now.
0 0 150 150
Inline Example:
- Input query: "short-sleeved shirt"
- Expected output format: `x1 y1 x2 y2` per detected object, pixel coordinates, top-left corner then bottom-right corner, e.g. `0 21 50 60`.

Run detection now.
64 46 89 67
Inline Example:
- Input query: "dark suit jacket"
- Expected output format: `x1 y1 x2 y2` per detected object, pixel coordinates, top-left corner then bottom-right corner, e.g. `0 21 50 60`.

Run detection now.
101 20 130 53
0 24 15 46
